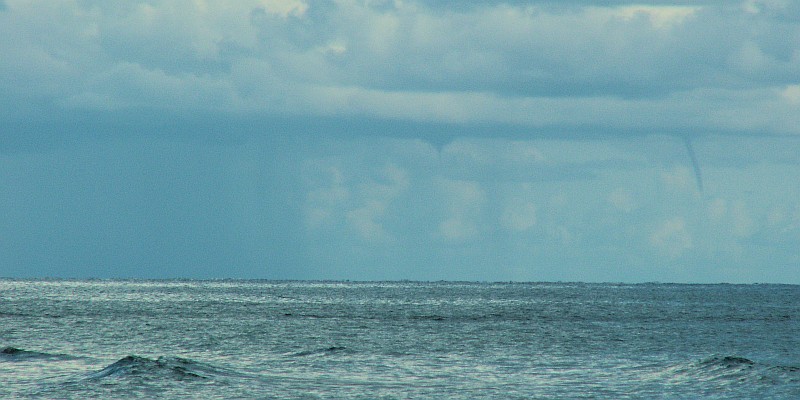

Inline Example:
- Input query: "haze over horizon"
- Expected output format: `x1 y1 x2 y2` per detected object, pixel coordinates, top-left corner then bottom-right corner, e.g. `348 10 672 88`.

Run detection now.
2 0 800 283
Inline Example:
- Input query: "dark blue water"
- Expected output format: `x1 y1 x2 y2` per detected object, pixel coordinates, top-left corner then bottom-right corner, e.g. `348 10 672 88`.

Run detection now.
1 280 798 398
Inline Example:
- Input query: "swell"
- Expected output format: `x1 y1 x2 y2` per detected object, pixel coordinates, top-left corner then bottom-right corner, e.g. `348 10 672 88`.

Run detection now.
0 346 80 361
83 355 241 381
290 346 350 357
666 355 800 385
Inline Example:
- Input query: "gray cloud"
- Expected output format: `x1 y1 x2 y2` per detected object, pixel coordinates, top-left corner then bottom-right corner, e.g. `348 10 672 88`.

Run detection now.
242 1 798 99
2 0 800 152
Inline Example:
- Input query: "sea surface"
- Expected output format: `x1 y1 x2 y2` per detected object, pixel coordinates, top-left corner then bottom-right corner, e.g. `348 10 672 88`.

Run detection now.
1 279 798 399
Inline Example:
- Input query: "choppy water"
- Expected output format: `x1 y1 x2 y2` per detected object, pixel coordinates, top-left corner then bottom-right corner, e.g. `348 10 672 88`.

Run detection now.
1 279 798 399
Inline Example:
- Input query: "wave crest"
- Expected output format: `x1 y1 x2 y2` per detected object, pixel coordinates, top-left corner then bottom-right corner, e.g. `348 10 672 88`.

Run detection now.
85 355 228 381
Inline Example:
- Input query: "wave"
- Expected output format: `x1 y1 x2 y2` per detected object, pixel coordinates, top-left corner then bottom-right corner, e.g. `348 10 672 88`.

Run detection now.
84 355 234 381
409 315 447 321
1 346 79 361
290 346 350 357
665 355 800 385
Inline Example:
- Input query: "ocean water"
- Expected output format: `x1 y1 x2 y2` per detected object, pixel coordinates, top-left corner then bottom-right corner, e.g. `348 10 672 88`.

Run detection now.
1 280 798 399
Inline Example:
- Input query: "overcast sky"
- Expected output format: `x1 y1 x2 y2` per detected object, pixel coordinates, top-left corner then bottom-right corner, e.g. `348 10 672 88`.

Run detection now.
2 0 799 282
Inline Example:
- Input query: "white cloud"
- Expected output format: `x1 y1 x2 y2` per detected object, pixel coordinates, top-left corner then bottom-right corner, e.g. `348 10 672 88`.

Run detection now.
303 165 349 229
782 84 800 104
65 61 236 110
660 166 696 192
438 217 479 242
436 179 485 242
500 198 537 232
256 0 308 18
708 198 728 221
707 197 755 238
729 200 755 238
346 199 391 242
650 217 693 258
345 164 410 242
614 5 699 29
302 159 410 243
607 188 637 213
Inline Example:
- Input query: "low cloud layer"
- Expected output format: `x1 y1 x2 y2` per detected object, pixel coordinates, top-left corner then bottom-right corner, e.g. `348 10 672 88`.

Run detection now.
2 0 800 144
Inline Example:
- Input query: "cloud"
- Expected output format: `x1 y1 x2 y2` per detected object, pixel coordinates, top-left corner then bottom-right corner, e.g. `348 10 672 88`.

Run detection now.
650 217 693 258
345 164 410 242
303 164 349 230
346 200 391 242
607 188 637 213
748 202 800 252
4 0 800 282
500 198 537 232
782 84 800 104
302 158 411 244
436 179 485 242
708 198 754 238
3 0 800 149
660 166 699 193
4 129 800 281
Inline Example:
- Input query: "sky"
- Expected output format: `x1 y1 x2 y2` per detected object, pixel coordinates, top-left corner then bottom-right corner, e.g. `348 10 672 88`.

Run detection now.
1 0 799 282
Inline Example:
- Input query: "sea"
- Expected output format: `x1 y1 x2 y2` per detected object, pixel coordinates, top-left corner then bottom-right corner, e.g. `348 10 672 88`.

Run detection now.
1 279 798 399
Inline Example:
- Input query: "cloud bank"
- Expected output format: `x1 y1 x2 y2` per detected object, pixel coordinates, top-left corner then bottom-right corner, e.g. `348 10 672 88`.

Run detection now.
2 0 800 144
